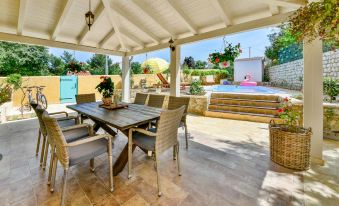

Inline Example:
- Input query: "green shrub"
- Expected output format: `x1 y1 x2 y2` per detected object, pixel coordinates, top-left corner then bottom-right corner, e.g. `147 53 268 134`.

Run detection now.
189 80 204 95
191 70 201 76
0 84 11 105
6 74 22 90
323 78 338 102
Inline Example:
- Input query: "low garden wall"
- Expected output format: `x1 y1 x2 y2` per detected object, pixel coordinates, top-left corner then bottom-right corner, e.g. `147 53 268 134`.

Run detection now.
268 50 339 90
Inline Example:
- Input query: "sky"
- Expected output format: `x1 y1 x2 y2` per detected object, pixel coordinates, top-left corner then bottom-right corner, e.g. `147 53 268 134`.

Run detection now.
49 27 279 64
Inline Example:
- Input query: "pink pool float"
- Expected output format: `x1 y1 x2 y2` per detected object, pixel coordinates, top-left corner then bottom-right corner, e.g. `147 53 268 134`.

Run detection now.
240 73 257 86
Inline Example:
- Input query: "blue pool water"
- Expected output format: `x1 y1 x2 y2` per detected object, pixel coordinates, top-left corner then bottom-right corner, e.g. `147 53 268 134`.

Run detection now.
206 85 285 94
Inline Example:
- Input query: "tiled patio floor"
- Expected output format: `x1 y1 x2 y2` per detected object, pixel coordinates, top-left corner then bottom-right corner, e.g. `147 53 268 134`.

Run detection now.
0 115 338 206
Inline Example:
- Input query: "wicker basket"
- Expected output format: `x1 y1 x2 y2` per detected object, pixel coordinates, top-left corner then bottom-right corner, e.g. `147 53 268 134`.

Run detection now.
269 120 312 170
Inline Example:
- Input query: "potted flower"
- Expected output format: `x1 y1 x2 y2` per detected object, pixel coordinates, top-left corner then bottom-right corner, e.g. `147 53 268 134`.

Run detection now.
96 76 114 105
269 97 312 170
208 42 241 68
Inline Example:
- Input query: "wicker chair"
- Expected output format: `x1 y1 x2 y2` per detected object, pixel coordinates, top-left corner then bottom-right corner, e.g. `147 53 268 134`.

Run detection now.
42 112 114 206
75 93 96 123
168 96 190 149
128 106 185 196
134 93 148 105
147 94 165 108
32 104 80 169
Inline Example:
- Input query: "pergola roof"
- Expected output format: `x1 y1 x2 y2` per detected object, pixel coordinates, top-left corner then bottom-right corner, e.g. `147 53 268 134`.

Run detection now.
0 0 305 56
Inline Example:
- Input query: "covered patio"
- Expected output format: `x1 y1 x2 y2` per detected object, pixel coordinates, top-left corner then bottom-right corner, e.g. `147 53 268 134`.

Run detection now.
0 0 336 205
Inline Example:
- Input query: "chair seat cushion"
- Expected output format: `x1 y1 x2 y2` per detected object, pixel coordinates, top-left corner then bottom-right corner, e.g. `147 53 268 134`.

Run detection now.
69 139 109 166
58 119 76 128
63 127 89 143
132 128 156 151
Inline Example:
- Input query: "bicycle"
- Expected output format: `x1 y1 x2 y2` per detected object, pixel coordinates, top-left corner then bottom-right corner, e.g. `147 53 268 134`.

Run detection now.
22 86 48 111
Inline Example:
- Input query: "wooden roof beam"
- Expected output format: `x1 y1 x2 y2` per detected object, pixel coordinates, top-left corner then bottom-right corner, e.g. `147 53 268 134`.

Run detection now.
51 0 75 40
17 0 28 35
120 29 145 48
209 0 232 27
269 5 280 15
251 0 306 8
98 29 115 48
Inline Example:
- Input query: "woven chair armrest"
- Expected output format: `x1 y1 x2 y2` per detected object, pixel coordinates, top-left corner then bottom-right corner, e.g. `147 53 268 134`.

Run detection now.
57 116 78 122
49 111 69 117
61 123 93 132
131 128 157 136
66 134 111 147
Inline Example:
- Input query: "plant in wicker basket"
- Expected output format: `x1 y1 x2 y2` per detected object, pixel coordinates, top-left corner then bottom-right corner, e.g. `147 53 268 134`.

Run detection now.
277 97 301 128
96 76 114 105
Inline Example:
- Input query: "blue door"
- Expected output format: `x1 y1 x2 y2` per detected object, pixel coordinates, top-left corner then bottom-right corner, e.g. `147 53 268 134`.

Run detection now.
60 76 78 103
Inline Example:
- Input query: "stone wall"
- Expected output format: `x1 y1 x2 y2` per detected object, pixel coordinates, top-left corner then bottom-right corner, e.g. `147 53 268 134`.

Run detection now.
268 50 339 90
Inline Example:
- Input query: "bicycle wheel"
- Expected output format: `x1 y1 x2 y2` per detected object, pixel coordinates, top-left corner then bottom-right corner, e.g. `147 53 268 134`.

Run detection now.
39 95 48 109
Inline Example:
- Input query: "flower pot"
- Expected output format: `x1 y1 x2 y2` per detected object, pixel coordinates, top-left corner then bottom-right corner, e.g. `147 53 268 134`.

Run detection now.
219 61 230 68
102 97 112 106
269 121 312 170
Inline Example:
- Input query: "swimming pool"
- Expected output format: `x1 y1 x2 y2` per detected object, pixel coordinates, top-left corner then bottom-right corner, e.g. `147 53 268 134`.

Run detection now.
205 85 285 94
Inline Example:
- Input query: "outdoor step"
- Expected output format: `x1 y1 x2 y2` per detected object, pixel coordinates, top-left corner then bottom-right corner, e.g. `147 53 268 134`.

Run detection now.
205 110 282 124
209 99 280 108
208 105 279 116
211 93 280 102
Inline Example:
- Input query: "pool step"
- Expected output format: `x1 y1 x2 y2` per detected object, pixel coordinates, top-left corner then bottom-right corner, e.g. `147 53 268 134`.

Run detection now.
206 92 282 123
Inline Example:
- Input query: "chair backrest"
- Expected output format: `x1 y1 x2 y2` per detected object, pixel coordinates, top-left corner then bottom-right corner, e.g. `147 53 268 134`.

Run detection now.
76 93 96 104
157 73 169 85
34 105 48 137
42 111 69 168
156 106 185 154
168 96 190 114
134 93 148 105
148 94 165 108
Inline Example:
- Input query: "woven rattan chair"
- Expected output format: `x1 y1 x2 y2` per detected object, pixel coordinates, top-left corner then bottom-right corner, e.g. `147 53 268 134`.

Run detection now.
42 112 114 206
134 93 148 105
32 105 80 169
147 94 165 108
75 93 96 123
128 106 185 196
168 96 190 149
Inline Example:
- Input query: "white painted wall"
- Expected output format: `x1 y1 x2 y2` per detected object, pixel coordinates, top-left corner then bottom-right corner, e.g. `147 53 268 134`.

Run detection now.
234 58 263 82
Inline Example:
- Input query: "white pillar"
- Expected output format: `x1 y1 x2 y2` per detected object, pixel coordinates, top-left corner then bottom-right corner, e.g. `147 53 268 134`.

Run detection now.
303 39 323 164
121 56 130 103
170 46 181 97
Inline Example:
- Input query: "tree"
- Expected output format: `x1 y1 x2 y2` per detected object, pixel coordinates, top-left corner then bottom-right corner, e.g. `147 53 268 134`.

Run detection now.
0 41 50 76
110 63 121 75
183 56 195 69
131 62 142 74
48 54 65 75
195 60 207 69
87 54 114 75
60 51 76 64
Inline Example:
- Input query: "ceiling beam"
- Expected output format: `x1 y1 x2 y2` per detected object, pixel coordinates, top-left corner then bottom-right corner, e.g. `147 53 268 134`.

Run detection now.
0 32 124 56
269 5 280 15
78 3 105 45
51 0 75 40
98 29 115 48
251 0 306 8
209 0 232 26
120 29 144 48
111 6 160 44
127 11 293 56
101 0 126 49
17 0 28 35
128 0 176 38
164 0 198 34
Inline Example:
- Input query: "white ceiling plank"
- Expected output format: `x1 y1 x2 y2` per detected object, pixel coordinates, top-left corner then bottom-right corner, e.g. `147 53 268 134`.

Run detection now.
51 0 75 40
127 11 293 56
269 5 280 15
209 0 232 26
17 0 28 35
98 29 115 48
251 0 306 8
0 32 124 56
120 29 144 48
128 0 176 38
111 6 161 44
101 0 126 49
164 0 198 35
78 3 105 45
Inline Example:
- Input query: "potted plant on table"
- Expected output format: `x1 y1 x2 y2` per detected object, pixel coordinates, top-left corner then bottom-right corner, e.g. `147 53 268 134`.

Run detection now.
209 42 241 68
269 97 312 170
96 76 114 106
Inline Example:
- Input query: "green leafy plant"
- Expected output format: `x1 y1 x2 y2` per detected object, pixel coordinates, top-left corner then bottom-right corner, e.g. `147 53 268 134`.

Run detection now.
65 61 85 72
208 42 241 65
6 74 22 90
189 80 204 95
277 97 301 127
0 84 11 105
96 76 114 98
323 78 338 102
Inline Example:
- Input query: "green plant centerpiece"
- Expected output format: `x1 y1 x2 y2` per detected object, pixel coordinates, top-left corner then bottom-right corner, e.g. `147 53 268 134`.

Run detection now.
269 97 312 170
96 76 114 105
208 42 241 68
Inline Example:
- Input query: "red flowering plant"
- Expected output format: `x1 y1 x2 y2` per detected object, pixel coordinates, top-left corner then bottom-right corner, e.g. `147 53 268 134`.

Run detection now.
65 61 84 72
96 76 114 98
277 97 301 127
208 42 242 66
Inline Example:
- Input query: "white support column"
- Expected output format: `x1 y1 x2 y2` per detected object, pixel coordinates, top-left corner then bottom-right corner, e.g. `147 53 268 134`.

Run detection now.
170 46 181 97
303 38 323 164
121 56 130 103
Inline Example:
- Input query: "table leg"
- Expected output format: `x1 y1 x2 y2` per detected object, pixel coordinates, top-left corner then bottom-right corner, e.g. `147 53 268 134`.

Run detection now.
113 143 136 176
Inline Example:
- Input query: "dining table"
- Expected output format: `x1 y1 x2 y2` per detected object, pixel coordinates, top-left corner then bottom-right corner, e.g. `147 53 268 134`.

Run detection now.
67 101 162 176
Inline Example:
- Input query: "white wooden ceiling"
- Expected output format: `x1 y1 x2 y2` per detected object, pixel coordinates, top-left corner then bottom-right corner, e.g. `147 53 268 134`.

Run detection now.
0 0 305 56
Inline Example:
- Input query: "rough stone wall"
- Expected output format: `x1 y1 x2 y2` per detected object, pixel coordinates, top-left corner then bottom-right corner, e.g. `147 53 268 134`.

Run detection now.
268 50 339 90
